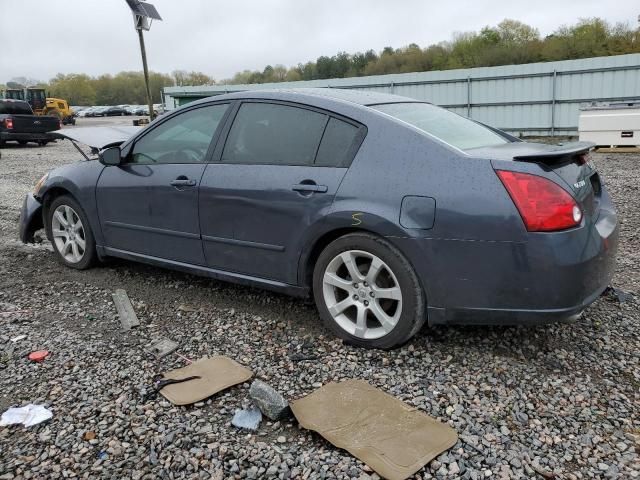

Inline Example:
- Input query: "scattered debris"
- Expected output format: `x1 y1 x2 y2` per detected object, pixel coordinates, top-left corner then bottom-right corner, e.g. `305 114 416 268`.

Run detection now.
249 379 290 420
28 350 49 362
613 288 634 304
144 338 178 359
174 352 194 364
0 404 53 427
156 356 253 405
10 334 26 343
112 288 140 330
83 431 96 441
143 374 202 402
604 286 634 304
527 461 556 479
177 304 199 312
290 380 458 480
289 352 318 362
231 406 262 430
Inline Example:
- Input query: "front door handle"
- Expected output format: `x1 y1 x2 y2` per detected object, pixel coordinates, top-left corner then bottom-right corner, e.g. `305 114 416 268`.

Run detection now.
170 177 197 187
292 183 328 193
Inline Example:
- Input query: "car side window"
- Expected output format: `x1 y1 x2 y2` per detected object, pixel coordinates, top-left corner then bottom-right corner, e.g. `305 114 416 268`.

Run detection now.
131 104 228 164
315 117 361 167
221 103 327 166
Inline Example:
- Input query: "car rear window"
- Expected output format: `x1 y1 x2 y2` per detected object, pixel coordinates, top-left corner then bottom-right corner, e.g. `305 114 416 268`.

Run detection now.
371 102 508 150
0 101 33 115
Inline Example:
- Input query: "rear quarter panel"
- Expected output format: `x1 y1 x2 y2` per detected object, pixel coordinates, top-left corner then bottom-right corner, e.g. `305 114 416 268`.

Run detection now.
331 112 526 243
294 104 530 306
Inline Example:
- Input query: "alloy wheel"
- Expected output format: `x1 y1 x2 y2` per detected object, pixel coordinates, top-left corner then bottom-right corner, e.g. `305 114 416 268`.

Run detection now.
51 205 86 264
322 250 403 340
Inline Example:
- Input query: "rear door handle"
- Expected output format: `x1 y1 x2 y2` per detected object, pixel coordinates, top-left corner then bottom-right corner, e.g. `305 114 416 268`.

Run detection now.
292 183 328 193
170 177 197 187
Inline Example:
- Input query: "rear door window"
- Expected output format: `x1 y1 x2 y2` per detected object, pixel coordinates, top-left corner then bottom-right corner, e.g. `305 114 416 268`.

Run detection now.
221 102 327 166
315 117 361 167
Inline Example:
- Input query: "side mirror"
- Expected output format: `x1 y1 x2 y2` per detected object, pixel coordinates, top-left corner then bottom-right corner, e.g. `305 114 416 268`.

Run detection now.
99 146 122 166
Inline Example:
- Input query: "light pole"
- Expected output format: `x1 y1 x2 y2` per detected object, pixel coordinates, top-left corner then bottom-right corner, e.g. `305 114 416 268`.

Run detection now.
125 0 162 120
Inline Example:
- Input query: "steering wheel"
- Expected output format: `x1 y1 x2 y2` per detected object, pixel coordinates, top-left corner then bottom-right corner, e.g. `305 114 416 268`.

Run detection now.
179 147 203 163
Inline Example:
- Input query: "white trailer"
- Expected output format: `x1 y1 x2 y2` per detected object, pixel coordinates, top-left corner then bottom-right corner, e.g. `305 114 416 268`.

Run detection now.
579 104 640 147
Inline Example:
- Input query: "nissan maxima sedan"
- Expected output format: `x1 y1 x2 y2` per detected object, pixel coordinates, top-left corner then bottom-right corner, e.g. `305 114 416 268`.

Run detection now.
19 89 618 349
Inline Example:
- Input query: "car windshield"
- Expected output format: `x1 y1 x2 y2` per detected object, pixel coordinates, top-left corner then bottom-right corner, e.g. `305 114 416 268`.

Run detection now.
371 102 509 150
0 101 33 115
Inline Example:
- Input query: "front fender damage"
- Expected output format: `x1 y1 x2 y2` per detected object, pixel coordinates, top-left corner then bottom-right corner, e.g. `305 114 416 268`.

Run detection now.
18 194 44 243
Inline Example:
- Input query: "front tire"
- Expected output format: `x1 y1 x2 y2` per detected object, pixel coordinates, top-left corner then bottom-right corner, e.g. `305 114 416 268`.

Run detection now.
313 233 425 349
46 195 96 270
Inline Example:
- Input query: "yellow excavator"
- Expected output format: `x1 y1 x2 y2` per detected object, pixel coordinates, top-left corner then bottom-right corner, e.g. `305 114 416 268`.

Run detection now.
2 87 75 125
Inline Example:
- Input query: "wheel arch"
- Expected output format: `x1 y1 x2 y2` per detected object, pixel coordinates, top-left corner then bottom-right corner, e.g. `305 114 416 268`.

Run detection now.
299 225 428 306
300 227 376 290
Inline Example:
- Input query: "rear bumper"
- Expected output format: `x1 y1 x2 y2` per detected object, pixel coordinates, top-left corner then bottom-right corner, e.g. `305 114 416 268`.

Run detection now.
1 132 52 142
393 206 619 326
18 194 43 243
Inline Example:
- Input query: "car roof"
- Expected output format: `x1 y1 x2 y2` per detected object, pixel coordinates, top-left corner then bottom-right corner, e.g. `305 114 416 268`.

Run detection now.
187 87 423 109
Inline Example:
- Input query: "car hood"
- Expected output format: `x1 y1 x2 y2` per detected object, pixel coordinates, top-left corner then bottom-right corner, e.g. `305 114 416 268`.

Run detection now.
49 126 142 150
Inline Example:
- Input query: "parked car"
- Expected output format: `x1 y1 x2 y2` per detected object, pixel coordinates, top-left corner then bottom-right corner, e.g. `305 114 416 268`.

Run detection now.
18 89 618 348
0 99 60 147
71 106 89 117
76 107 95 118
103 106 130 116
131 105 149 116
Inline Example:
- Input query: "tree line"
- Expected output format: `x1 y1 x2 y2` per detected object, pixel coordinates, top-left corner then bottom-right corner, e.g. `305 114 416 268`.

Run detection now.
226 18 639 84
2 17 638 105
1 70 212 106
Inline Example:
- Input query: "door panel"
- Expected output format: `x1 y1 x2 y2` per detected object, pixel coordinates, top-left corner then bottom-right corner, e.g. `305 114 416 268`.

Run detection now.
199 164 347 283
96 103 230 265
97 164 206 265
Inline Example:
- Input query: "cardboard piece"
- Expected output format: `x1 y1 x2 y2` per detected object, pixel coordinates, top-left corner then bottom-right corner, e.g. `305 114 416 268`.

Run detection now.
159 356 253 405
290 380 458 480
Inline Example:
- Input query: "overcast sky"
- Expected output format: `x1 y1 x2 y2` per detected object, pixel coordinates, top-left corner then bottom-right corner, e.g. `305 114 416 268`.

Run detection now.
1 0 638 84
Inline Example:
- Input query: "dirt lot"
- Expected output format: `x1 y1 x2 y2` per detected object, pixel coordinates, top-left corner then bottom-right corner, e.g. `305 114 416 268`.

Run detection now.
0 128 638 479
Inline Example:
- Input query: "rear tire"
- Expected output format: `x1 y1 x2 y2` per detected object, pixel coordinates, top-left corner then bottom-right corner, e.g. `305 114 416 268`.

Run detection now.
313 232 425 349
46 195 96 270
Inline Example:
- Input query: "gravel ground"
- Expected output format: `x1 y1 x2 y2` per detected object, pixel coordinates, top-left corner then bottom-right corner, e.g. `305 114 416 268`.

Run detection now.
0 136 638 479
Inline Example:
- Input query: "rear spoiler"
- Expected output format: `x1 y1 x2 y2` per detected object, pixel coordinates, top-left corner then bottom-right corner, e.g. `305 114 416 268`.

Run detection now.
512 141 595 161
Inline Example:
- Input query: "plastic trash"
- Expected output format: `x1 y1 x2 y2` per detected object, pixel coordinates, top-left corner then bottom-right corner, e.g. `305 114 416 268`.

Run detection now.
231 406 262 431
28 350 49 362
0 404 53 427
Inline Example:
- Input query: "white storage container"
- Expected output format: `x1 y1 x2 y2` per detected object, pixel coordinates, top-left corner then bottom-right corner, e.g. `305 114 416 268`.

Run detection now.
579 104 640 147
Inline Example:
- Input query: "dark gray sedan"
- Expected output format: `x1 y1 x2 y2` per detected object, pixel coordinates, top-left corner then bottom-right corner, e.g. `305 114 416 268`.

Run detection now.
19 89 618 349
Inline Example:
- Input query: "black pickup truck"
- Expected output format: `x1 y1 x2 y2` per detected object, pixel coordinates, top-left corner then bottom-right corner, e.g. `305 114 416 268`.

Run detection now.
0 99 60 147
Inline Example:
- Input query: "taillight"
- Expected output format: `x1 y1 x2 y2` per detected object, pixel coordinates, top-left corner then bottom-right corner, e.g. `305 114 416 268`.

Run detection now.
496 170 582 232
5 118 13 130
